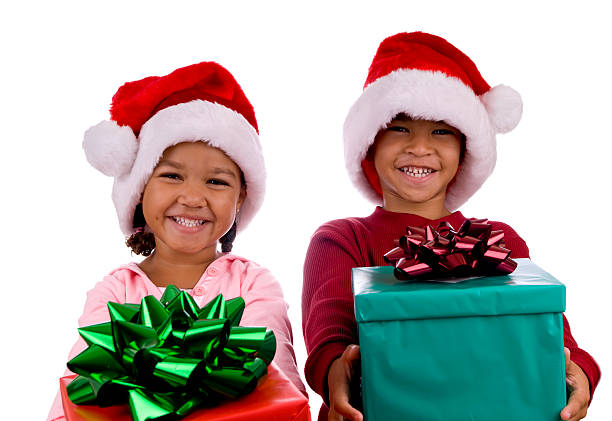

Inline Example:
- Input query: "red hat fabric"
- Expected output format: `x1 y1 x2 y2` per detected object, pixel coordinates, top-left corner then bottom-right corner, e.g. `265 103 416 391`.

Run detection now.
343 32 522 210
83 62 265 235
110 63 259 136
364 32 491 95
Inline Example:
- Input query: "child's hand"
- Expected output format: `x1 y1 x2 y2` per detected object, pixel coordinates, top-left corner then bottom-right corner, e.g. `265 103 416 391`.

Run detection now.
561 347 590 421
328 344 363 421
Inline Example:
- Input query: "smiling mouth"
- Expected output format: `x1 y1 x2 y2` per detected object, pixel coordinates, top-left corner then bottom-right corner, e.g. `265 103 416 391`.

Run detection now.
171 216 207 227
398 166 436 178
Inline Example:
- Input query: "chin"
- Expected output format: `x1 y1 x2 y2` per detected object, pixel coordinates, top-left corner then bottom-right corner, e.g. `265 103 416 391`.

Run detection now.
166 242 210 255
398 190 439 204
180 248 206 254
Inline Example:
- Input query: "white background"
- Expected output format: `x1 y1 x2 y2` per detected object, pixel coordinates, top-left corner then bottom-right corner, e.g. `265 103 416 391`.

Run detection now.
2 1 610 419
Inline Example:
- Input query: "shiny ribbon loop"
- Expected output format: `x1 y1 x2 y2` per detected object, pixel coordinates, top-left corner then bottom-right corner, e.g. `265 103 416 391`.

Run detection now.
384 218 517 281
67 285 276 420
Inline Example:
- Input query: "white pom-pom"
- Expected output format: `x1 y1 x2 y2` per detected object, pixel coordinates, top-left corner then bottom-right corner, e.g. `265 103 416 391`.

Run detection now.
83 120 138 177
480 84 523 133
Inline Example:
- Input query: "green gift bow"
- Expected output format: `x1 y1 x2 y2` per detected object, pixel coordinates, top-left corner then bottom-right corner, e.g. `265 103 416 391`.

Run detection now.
67 285 276 420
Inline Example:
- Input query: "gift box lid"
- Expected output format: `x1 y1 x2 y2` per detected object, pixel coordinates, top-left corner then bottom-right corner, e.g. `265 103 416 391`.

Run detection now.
353 258 565 322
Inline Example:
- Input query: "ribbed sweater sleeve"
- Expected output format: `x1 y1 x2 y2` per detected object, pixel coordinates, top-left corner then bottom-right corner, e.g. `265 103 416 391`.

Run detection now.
562 315 601 402
490 222 601 397
302 219 363 402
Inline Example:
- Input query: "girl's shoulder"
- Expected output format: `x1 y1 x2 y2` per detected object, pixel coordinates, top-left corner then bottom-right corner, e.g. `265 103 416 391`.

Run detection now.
214 253 271 276
87 262 159 300
106 262 147 282
217 253 283 296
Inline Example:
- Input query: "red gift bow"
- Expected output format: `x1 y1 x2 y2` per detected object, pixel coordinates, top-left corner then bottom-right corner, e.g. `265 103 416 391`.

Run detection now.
384 218 518 281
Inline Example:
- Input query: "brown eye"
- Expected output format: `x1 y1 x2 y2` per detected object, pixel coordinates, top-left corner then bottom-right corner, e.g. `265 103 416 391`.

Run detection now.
433 129 455 135
387 126 409 133
208 178 230 186
160 172 182 180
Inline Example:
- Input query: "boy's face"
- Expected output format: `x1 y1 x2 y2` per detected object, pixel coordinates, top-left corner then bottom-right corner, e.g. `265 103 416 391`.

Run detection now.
372 116 462 214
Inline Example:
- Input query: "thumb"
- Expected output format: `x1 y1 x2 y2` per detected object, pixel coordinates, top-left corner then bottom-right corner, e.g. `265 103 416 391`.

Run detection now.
345 344 361 362
564 347 571 372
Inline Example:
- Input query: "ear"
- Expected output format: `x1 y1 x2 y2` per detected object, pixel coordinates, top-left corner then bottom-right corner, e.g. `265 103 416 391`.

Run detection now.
236 185 247 213
361 158 383 197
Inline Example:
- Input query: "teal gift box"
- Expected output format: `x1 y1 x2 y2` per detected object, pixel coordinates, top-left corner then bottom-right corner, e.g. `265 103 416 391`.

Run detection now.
352 258 566 421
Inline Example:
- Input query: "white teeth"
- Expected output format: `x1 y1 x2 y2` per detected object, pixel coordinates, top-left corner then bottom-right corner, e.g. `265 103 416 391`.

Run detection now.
172 216 205 227
400 166 434 178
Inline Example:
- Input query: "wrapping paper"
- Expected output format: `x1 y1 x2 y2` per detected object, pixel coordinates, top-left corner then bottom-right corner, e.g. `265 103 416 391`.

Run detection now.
352 258 566 421
60 362 310 420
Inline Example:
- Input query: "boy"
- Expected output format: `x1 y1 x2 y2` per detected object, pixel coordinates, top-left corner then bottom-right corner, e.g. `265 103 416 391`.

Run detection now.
302 32 600 421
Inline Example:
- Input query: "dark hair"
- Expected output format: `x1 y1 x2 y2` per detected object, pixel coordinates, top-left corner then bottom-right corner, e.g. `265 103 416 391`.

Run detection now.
125 172 246 256
125 204 156 256
219 220 238 252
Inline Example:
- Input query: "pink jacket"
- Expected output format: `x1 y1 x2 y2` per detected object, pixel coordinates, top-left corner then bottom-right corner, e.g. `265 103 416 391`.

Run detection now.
47 253 305 420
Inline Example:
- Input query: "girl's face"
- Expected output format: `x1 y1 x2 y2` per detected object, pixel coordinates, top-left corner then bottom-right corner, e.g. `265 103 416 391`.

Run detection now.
373 116 462 215
142 142 245 258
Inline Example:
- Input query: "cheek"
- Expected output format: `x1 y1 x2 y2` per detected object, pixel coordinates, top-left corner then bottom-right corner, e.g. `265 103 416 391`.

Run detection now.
212 191 242 220
141 184 168 222
448 152 461 170
442 140 462 170
141 196 157 225
372 139 397 173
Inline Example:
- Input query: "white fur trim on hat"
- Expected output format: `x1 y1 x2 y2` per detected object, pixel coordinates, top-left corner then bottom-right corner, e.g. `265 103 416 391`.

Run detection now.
112 100 265 235
344 69 500 211
83 120 138 177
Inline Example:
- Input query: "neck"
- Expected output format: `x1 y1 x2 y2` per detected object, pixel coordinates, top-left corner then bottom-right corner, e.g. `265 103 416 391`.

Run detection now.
381 193 451 220
139 244 221 289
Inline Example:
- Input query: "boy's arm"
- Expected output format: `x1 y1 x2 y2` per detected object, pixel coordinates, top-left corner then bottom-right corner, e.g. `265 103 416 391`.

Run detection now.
562 315 601 401
302 222 363 408
496 221 601 399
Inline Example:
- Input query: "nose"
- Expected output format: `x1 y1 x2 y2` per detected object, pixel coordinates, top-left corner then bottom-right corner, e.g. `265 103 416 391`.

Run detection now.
177 181 207 208
404 131 433 156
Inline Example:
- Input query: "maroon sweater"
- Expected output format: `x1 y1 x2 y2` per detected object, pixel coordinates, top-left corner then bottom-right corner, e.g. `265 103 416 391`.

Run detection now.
302 207 600 420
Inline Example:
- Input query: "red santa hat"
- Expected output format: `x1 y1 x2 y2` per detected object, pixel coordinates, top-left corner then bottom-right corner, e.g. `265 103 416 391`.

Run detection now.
343 32 522 210
83 61 265 235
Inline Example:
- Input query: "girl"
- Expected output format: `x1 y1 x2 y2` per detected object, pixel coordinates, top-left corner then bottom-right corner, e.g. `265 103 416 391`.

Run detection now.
301 32 600 421
48 61 305 420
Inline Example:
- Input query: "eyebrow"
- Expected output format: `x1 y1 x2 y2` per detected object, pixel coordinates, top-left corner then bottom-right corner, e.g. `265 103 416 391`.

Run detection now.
210 167 239 178
157 160 238 178
390 115 446 125
156 159 182 169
